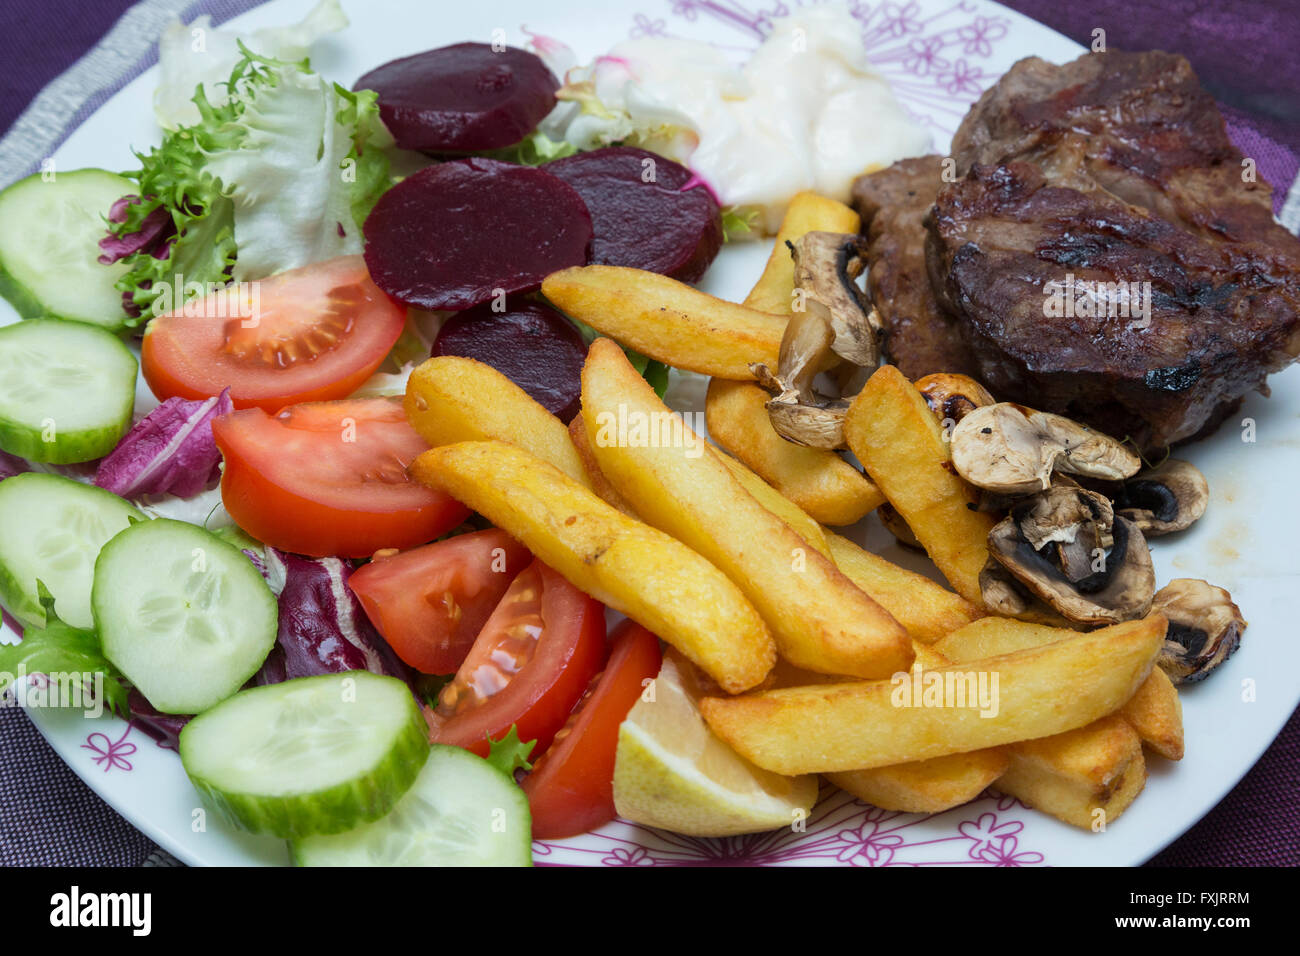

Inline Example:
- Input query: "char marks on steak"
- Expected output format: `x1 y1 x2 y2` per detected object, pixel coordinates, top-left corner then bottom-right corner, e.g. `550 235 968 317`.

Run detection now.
928 160 1300 450
853 157 980 380
864 50 1300 452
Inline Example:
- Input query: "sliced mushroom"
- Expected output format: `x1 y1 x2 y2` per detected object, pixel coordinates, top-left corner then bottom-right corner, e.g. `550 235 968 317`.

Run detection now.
915 373 996 425
950 403 1142 496
878 502 923 551
987 485 1155 625
750 305 843 447
1013 485 1115 582
789 231 879 367
979 558 1035 617
751 233 880 449
1151 579 1245 684
1112 459 1209 536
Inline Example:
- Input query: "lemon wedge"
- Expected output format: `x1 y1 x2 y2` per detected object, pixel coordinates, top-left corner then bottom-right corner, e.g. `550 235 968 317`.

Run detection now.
613 654 818 836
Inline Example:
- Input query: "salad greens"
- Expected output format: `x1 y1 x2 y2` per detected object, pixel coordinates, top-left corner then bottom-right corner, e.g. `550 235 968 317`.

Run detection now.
94 388 233 500
561 311 671 398
0 583 129 717
153 0 348 130
105 45 392 322
484 130 580 167
485 725 537 777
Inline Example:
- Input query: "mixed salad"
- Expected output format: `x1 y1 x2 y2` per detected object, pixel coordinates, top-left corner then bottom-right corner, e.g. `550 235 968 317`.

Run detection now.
0 3 935 866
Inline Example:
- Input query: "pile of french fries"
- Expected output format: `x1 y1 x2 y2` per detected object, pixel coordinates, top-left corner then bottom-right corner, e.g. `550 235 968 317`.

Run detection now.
407 190 1184 834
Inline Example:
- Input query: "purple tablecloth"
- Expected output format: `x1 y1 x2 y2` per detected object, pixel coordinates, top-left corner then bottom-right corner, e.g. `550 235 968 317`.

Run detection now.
1 0 1297 867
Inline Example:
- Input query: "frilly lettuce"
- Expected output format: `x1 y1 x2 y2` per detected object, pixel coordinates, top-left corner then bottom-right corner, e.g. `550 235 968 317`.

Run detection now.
153 0 348 130
108 46 392 321
202 56 393 282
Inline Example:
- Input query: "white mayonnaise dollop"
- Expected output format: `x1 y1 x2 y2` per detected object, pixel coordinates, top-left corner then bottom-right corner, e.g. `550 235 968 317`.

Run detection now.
538 5 932 233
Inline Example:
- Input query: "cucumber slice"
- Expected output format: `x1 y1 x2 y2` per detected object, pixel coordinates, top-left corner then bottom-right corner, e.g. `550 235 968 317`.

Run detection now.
0 472 141 630
291 744 533 867
0 319 137 463
0 169 135 330
93 518 277 714
179 672 429 838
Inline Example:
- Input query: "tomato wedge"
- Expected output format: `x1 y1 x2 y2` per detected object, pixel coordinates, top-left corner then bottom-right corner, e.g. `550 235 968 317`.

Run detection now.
213 397 468 557
426 560 606 758
522 620 662 839
142 255 405 411
349 529 532 674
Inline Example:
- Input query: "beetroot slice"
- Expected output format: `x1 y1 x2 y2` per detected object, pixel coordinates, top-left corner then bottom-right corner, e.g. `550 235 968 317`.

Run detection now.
363 158 592 311
355 43 558 152
433 301 586 422
544 146 723 284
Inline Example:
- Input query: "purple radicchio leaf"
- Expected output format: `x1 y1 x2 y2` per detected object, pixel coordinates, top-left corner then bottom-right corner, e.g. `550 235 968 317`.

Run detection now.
127 687 189 751
254 549 414 688
98 197 176 266
94 389 233 500
0 450 30 483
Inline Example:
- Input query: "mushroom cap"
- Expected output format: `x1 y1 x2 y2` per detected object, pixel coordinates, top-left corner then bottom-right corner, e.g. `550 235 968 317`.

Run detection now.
1013 484 1115 581
915 373 996 425
1151 578 1245 684
988 494 1155 626
764 397 849 449
1113 458 1209 536
951 403 1142 496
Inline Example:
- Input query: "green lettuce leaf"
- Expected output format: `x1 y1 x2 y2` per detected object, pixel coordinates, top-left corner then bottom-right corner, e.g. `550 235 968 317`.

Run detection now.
0 583 129 717
561 313 671 398
109 45 393 321
484 724 536 777
721 205 759 243
482 130 579 167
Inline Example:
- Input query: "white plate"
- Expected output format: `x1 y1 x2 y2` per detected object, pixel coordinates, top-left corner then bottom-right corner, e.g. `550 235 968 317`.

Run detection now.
6 0 1298 867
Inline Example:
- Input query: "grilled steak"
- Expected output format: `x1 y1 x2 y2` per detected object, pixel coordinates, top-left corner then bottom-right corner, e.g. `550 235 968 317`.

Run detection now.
927 50 1300 451
853 157 979 379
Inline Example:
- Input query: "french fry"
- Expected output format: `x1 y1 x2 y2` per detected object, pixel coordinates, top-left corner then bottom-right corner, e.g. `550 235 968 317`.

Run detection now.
934 617 1071 661
935 616 1166 828
699 615 1167 774
825 643 1008 813
705 378 883 526
1119 665 1184 761
582 338 911 679
937 615 1184 760
404 356 589 487
844 365 995 605
716 452 831 559
994 716 1147 830
567 415 636 515
744 191 861 314
541 265 784 379
828 751 1010 815
824 531 984 643
409 439 775 693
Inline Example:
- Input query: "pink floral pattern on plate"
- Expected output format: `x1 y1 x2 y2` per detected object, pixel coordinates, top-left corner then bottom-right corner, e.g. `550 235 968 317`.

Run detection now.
634 0 1012 137
534 786 1046 866
82 722 137 773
